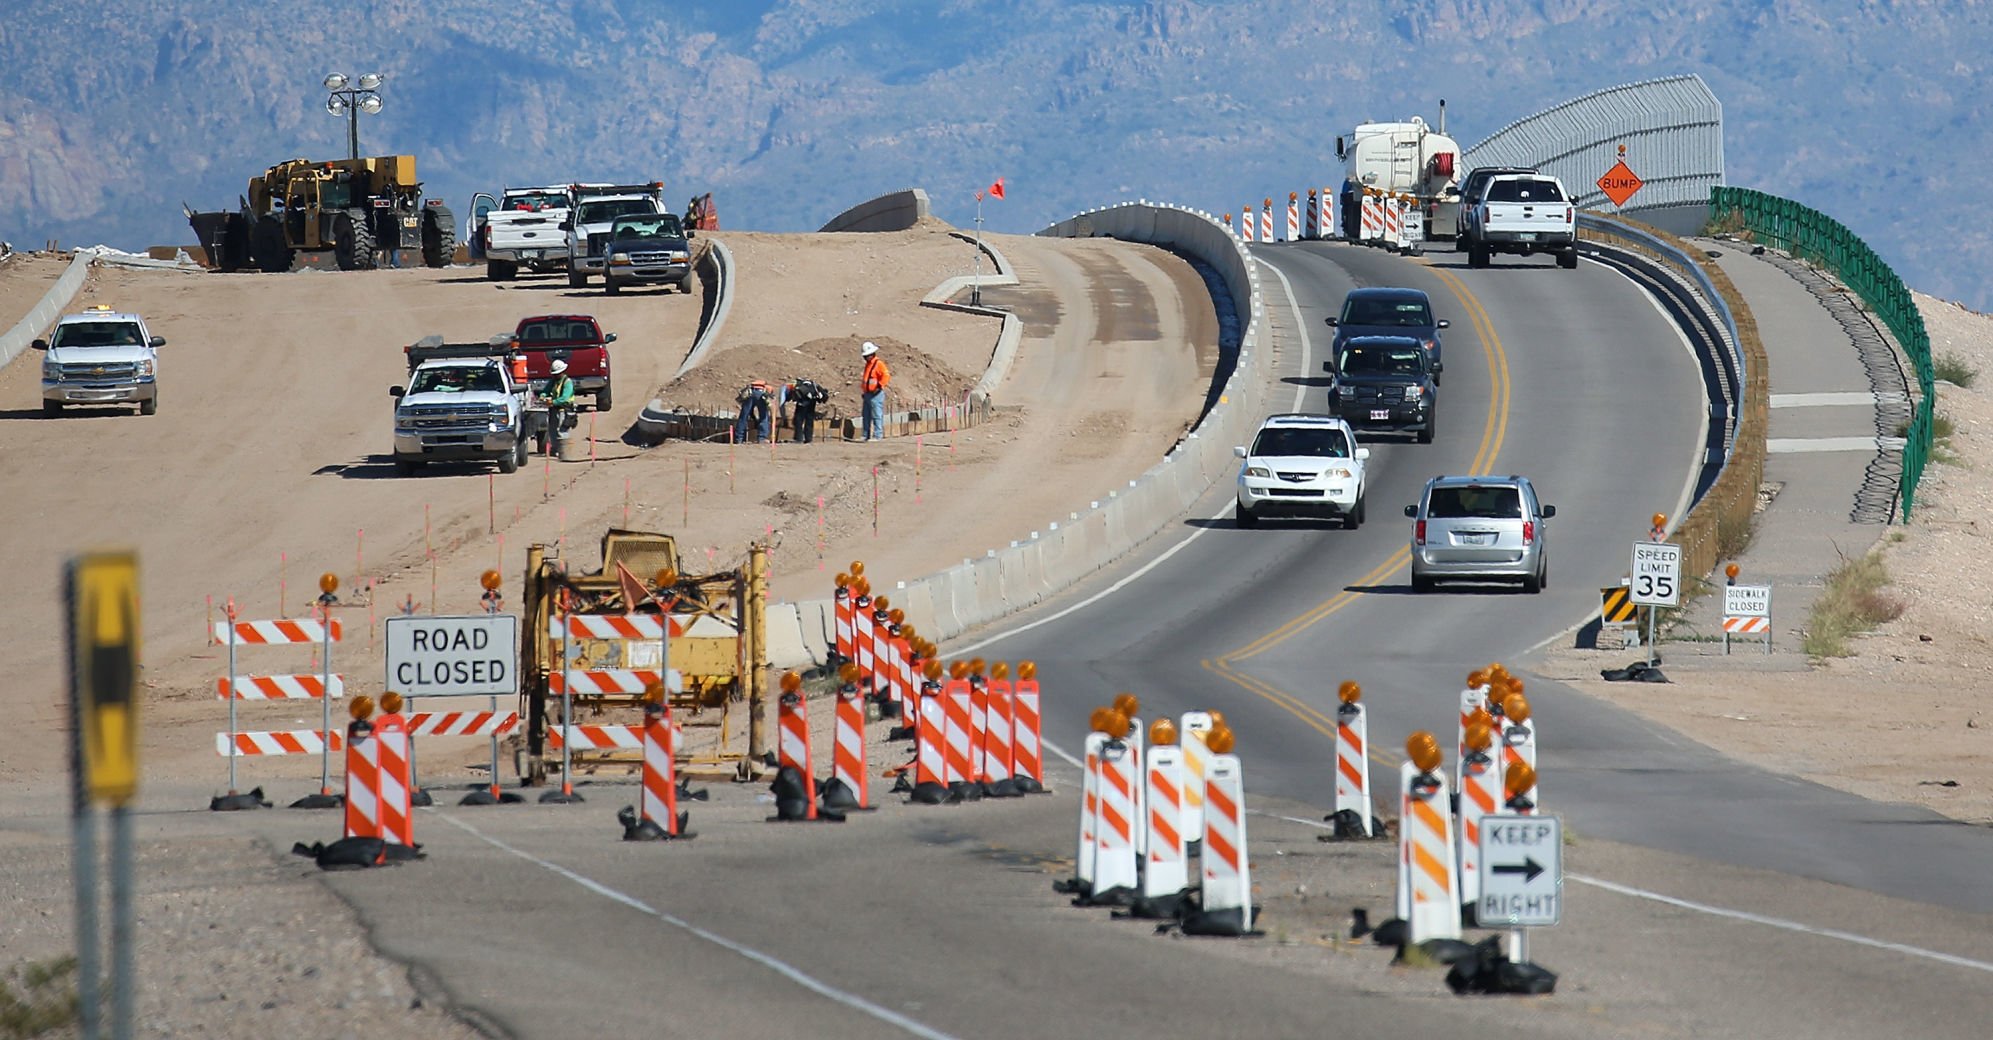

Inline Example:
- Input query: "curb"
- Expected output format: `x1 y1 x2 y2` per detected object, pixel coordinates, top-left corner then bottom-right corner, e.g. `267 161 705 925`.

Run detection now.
0 253 92 371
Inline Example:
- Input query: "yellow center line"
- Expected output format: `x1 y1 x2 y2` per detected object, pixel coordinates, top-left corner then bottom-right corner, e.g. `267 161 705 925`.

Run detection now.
1203 259 1512 753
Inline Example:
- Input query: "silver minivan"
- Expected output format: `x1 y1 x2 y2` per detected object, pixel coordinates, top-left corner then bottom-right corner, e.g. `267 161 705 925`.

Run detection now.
1404 476 1555 593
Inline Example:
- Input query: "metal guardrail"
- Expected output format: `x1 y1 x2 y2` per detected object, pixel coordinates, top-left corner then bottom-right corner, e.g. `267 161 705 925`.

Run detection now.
1708 187 1932 518
1579 212 1742 390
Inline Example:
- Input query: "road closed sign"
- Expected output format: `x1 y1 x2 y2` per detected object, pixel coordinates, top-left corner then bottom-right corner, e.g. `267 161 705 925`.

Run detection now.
1629 542 1682 607
384 615 519 697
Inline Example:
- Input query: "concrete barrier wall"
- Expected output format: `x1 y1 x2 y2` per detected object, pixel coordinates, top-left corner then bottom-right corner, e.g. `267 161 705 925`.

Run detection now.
761 202 1265 667
0 254 92 371
818 189 933 233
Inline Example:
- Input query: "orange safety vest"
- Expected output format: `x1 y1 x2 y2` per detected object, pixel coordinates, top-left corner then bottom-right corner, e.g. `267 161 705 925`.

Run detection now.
862 356 890 394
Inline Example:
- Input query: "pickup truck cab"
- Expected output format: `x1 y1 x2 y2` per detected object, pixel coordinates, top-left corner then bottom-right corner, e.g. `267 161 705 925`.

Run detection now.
390 337 530 475
1453 166 1537 250
510 314 615 411
472 186 572 280
603 214 695 295
562 183 665 287
1325 335 1438 444
1463 174 1578 269
35 304 163 417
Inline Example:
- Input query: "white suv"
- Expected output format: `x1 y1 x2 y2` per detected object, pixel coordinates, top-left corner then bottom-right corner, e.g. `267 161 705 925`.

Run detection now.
35 305 163 416
1234 414 1370 528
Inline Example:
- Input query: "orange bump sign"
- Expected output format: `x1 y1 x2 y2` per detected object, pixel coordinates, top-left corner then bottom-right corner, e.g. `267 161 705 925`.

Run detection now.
70 551 140 806
1597 160 1644 207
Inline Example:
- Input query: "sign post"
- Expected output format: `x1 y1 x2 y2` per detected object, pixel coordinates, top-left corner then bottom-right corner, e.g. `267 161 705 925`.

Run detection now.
68 550 142 1040
1629 541 1682 666
1477 814 1562 965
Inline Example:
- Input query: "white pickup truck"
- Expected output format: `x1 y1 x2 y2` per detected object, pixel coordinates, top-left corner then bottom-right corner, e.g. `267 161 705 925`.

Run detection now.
562 183 665 288
1462 173 1578 269
390 338 531 475
473 186 571 281
35 304 163 417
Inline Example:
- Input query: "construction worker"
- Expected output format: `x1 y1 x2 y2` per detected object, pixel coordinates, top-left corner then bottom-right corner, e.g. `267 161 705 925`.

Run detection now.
859 341 890 441
734 380 773 443
544 359 576 457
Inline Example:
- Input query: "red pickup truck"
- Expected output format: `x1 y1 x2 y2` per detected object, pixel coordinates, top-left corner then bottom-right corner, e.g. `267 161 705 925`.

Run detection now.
510 314 616 410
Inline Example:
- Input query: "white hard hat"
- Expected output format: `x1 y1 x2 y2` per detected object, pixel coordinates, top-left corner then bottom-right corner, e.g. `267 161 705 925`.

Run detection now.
551 360 568 374
861 341 878 357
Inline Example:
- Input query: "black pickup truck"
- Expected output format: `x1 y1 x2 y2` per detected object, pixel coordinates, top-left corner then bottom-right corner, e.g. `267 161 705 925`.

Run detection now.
602 214 695 295
1324 335 1439 444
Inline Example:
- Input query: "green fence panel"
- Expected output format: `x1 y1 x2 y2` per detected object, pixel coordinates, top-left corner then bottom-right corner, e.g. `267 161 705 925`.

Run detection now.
1709 187 1933 519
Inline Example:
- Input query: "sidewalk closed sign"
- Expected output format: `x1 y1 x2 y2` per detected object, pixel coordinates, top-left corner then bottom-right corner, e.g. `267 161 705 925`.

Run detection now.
384 615 519 697
1724 585 1771 617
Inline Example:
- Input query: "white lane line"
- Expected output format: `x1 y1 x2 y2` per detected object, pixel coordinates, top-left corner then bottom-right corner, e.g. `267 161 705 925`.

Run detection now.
951 258 1314 658
1570 872 1993 975
434 813 965 1040
1256 255 1317 413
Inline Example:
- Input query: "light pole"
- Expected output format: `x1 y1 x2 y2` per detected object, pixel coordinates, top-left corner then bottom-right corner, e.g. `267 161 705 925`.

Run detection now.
323 72 385 161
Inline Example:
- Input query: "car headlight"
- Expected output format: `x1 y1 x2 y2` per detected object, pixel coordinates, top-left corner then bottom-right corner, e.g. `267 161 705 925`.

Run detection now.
42 361 58 381
670 250 689 261
1404 385 1424 399
1326 467 1350 479
135 359 154 378
1337 385 1356 397
609 252 631 265
1245 466 1271 478
1421 339 1437 352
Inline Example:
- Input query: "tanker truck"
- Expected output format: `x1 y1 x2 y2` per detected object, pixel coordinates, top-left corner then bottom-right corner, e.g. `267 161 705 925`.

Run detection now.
1335 103 1466 243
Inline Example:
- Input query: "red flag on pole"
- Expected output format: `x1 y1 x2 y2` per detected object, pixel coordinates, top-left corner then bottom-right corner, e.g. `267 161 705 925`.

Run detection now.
988 177 1006 200
616 560 651 611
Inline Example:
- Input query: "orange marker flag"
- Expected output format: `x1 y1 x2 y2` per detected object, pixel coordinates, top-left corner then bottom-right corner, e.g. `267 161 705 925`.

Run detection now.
988 177 1006 200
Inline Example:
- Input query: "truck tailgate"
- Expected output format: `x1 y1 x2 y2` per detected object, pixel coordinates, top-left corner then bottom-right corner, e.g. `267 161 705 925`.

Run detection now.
1482 203 1569 235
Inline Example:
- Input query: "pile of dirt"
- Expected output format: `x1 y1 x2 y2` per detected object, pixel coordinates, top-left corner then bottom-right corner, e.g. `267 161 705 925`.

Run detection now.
655 335 977 419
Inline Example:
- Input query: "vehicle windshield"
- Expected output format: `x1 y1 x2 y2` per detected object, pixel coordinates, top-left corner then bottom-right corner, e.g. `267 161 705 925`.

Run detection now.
611 215 684 240
1251 427 1351 458
576 199 659 225
514 318 599 345
1427 485 1523 519
410 366 506 394
50 321 144 349
1341 346 1426 376
1342 297 1433 327
1484 179 1566 203
504 192 566 211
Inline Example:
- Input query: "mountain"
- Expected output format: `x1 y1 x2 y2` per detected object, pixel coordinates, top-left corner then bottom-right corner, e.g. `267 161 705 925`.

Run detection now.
2 0 1989 311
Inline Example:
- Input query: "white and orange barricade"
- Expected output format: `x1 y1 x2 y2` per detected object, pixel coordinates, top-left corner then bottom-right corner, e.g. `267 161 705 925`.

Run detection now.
1070 732 1106 895
824 681 869 811
407 710 518 738
1398 746 1463 942
548 725 645 751
343 718 381 840
371 712 415 847
1360 191 1384 243
869 607 893 689
943 675 978 796
1189 752 1253 935
1089 734 1139 902
1259 198 1274 243
548 669 684 696
550 612 687 642
1303 190 1320 240
909 682 949 803
968 673 991 784
1455 730 1501 913
1285 192 1300 241
1382 195 1403 249
776 689 817 820
1011 667 1045 793
1134 734 1188 917
983 671 1017 796
1333 685 1372 836
833 584 854 664
1123 714 1147 857
890 633 916 720
215 613 343 808
625 700 688 839
1318 187 1334 241
1178 711 1214 841
1241 202 1256 242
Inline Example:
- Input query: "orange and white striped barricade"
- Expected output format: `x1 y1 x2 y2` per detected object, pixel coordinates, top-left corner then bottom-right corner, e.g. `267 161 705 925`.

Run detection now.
548 724 643 751
1359 192 1383 244
214 615 343 810
1241 203 1256 243
870 607 893 689
1455 741 1500 918
832 585 854 665
415 706 524 806
624 702 691 840
544 611 684 805
942 677 980 800
909 682 949 804
1285 192 1300 241
215 674 345 701
852 596 877 680
968 674 991 785
548 669 684 696
822 681 870 811
371 713 416 848
1184 752 1254 935
890 634 916 721
1259 199 1275 243
1333 698 1372 837
1178 711 1214 844
1398 761 1463 942
1011 673 1045 793
770 690 821 821
1058 732 1107 898
1123 716 1146 858
1318 187 1334 241
1502 716 1538 811
1085 736 1139 906
343 717 382 841
1382 195 1403 251
218 729 345 759
1456 683 1489 779
1303 190 1320 240
983 675 1018 796
1132 741 1188 918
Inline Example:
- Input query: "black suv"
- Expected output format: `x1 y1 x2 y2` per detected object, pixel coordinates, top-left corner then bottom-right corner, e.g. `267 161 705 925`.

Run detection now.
1326 335 1438 443
1324 286 1448 383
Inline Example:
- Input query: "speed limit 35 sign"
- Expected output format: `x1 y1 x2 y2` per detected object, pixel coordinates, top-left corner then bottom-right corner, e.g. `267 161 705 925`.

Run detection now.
1629 542 1682 607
